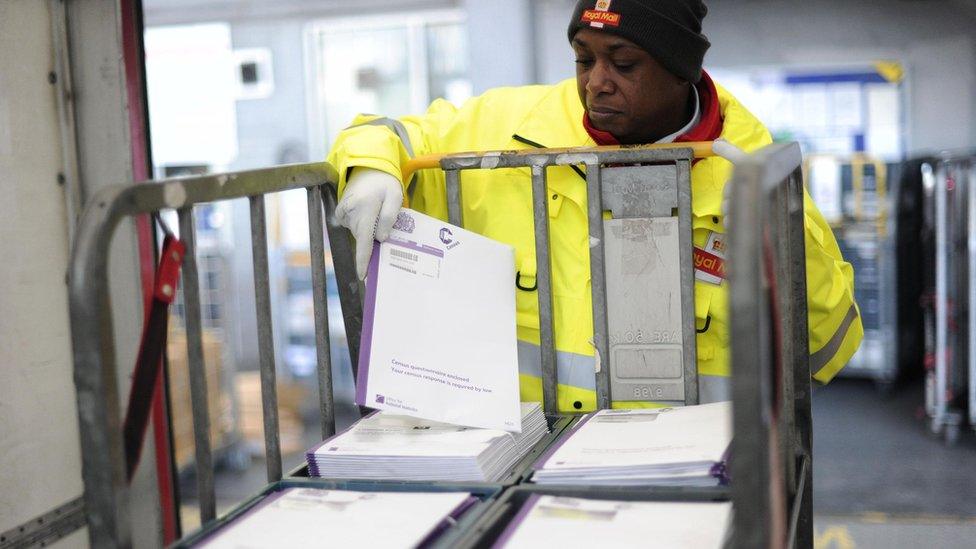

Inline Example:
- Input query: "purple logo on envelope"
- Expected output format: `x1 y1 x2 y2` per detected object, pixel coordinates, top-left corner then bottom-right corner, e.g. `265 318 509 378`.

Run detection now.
439 227 454 245
375 394 385 404
328 447 339 452
393 212 415 233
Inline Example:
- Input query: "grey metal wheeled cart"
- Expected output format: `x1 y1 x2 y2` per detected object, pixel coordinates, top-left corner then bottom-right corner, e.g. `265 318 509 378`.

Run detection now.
62 140 812 548
921 154 976 445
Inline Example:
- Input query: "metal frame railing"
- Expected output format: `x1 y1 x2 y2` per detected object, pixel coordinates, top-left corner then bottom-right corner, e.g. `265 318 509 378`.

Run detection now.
68 163 362 547
66 141 812 548
728 142 813 548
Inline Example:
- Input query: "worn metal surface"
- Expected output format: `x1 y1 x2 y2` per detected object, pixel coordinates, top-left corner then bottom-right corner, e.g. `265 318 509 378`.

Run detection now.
969 162 976 428
177 207 216 523
585 164 612 409
446 168 463 227
249 196 283 483
321 186 364 381
676 159 699 406
0 496 87 549
786 169 813 548
600 164 677 218
729 156 774 549
530 165 559 416
604 216 685 403
728 142 809 549
307 186 336 439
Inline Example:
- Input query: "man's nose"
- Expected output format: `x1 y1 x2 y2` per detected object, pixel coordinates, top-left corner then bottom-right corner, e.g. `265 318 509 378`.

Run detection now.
586 61 615 96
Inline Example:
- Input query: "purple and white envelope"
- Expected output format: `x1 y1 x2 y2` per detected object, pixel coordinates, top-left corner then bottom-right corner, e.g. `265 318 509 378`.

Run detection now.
356 208 522 432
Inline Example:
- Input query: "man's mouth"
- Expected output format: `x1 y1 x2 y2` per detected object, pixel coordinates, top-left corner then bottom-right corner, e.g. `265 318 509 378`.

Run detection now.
588 106 621 125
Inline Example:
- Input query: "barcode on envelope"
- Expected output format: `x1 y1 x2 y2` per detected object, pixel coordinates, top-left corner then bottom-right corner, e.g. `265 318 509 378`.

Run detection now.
390 248 419 263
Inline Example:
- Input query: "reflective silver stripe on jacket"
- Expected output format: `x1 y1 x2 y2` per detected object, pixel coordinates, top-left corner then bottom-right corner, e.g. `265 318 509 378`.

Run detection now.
351 117 419 199
517 341 596 391
699 374 730 404
810 303 860 376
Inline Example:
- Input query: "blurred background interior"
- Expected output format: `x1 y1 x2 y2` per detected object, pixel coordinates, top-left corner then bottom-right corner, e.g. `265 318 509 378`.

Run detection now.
101 0 976 545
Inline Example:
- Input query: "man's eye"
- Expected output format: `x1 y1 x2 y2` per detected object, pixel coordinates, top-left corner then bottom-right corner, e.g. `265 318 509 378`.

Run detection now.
575 58 594 66
614 63 635 72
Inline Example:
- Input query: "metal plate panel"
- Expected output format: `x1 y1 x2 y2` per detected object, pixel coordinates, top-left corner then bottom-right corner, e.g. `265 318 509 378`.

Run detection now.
604 217 685 403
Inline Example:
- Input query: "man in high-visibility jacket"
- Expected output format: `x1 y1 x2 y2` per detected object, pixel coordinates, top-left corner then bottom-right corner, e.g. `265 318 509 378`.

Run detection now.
329 0 862 411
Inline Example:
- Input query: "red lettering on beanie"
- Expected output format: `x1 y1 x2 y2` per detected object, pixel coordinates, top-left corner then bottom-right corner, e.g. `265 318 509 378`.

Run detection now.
582 9 621 26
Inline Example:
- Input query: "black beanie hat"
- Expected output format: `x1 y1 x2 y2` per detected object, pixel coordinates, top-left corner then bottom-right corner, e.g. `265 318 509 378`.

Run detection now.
567 0 710 83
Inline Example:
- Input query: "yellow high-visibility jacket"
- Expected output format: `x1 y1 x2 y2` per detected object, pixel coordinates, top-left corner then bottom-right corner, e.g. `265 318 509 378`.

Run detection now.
327 77 862 411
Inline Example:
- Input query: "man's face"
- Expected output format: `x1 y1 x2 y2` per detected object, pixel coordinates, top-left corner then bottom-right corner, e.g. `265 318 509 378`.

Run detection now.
573 28 689 144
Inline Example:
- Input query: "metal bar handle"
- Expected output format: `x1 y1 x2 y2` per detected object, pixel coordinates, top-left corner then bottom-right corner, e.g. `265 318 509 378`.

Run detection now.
530 165 559 416
176 207 217 523
307 185 336 439
585 162 613 409
249 195 282 482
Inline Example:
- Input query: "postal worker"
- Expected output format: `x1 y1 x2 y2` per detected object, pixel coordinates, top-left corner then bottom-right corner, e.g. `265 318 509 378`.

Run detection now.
327 0 862 411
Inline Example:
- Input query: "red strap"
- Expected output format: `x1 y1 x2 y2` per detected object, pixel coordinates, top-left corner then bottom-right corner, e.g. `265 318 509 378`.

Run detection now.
123 235 184 483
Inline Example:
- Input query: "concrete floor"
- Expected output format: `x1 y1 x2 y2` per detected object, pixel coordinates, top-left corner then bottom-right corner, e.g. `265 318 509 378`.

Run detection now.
812 377 976 548
178 376 976 547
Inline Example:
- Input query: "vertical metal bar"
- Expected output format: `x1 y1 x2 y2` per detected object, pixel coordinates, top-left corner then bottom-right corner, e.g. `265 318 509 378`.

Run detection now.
307 186 336 439
70 231 131 547
729 161 772 549
934 162 948 431
177 207 216 523
774 183 797 496
788 169 813 548
969 162 976 428
446 168 463 227
585 163 612 410
322 187 365 384
675 157 699 405
531 164 558 415
249 195 282 481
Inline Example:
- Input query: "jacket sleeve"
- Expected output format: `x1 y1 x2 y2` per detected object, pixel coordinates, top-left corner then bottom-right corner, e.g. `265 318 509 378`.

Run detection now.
802 193 864 384
325 99 458 218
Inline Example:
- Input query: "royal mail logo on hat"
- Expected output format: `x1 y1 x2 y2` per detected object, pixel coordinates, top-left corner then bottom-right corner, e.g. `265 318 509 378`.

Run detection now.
583 0 620 28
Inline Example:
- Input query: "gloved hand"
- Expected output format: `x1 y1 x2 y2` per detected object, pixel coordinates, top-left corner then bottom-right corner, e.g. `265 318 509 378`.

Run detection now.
712 139 749 230
334 168 404 279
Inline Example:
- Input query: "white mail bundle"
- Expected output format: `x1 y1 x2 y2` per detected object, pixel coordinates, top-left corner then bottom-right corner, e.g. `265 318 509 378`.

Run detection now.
532 401 732 486
356 208 522 432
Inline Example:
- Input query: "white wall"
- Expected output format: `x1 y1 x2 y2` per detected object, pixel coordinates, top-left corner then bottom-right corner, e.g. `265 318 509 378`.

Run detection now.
534 0 976 155
464 0 539 93
0 1 86 546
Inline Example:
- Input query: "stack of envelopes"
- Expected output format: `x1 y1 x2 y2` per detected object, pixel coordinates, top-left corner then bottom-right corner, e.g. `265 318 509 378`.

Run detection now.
306 402 548 482
494 495 731 548
196 488 478 548
532 401 732 486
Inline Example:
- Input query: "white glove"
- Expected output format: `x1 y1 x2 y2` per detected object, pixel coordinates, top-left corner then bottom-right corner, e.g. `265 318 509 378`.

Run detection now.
334 168 403 279
713 139 748 230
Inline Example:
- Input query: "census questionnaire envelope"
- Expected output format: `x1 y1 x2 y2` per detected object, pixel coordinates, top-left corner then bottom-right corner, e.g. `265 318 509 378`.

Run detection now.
356 209 522 432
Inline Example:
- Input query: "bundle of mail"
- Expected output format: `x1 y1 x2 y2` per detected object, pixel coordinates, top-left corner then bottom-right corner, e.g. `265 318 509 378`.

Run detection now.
532 401 732 486
306 402 548 482
196 488 478 548
494 495 731 548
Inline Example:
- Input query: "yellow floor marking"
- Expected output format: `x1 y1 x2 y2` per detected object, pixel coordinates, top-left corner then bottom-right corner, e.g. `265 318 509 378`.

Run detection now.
815 525 857 549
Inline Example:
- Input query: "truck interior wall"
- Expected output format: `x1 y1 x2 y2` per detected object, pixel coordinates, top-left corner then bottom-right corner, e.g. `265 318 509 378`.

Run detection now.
534 0 976 156
1 0 165 545
0 2 86 546
65 0 165 544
